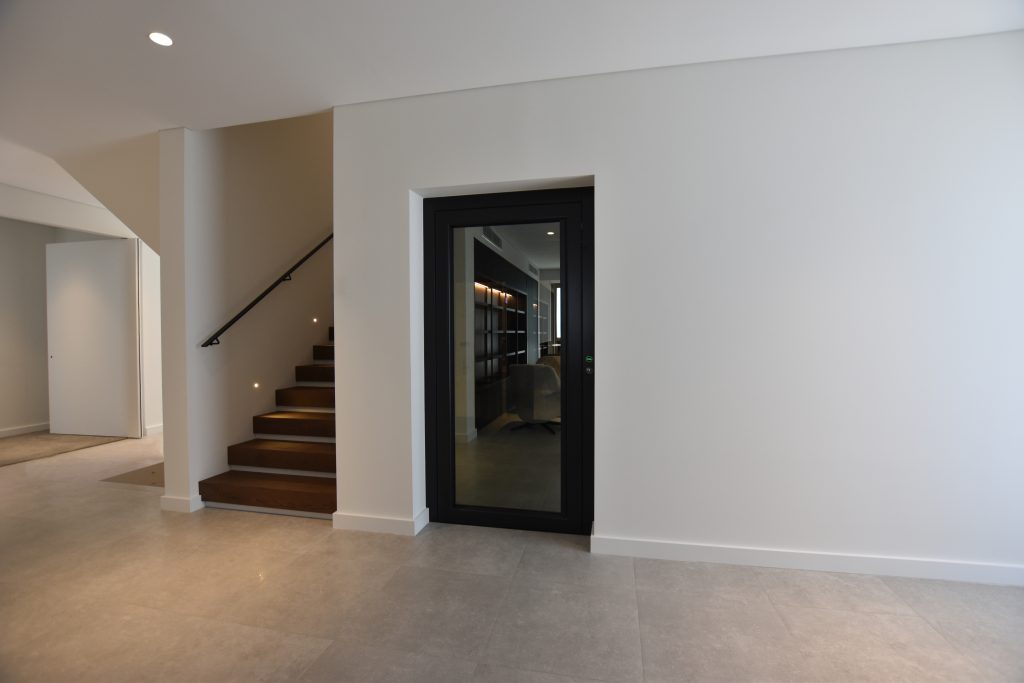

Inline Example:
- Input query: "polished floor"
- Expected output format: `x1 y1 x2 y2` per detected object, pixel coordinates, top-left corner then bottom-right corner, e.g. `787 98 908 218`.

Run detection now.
456 413 561 512
1 437 1022 682
0 431 122 467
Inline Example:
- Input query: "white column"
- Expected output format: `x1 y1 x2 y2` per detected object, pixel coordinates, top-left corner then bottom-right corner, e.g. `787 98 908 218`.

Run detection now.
158 128 200 511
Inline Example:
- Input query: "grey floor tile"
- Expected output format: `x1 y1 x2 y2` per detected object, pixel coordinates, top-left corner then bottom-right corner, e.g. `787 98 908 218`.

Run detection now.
299 640 478 682
473 663 604 682
780 602 952 648
637 587 838 682
484 577 643 682
0 515 135 585
882 576 1024 627
3 438 1022 683
642 629 836 683
0 579 114 664
6 601 330 683
920 618 1024 681
517 539 634 587
40 529 205 600
637 585 791 634
756 566 916 614
105 541 304 618
153 505 332 553
409 523 529 577
884 577 1024 681
335 564 512 659
222 555 401 638
777 604 985 681
634 558 767 605
319 527 421 564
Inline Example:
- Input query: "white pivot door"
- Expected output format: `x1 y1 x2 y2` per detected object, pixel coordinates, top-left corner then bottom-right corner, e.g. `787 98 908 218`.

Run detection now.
46 239 142 437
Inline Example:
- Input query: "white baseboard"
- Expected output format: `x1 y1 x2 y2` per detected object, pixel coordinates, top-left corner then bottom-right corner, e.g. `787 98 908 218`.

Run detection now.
590 534 1024 587
0 422 49 438
455 429 478 443
160 494 204 513
333 508 430 536
205 501 331 520
144 423 163 436
412 507 430 535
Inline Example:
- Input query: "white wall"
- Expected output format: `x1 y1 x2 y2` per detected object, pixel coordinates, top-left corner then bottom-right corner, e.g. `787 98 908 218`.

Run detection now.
0 217 55 436
333 31 1024 583
0 184 135 240
0 138 136 240
0 217 109 437
159 113 333 512
0 137 101 206
139 241 163 435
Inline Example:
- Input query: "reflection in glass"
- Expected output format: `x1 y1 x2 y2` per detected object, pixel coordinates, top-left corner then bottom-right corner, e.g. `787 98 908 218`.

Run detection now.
453 224 562 512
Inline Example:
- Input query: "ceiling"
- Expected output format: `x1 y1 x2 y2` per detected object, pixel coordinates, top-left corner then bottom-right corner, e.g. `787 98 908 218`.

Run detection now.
493 223 561 271
1 0 1022 158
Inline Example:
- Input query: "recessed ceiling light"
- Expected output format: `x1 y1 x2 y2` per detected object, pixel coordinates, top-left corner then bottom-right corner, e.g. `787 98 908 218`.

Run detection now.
546 231 555 236
148 32 173 47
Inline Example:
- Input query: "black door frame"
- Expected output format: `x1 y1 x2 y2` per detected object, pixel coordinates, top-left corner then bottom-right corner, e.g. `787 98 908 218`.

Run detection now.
424 187 594 534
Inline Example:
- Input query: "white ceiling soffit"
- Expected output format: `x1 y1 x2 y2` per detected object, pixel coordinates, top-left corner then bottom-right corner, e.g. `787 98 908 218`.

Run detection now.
0 138 102 206
1 0 1022 157
0 138 135 238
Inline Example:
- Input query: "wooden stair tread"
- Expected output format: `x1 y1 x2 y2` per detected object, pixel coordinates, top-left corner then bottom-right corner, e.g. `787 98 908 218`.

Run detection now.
199 470 335 514
296 363 334 382
256 410 334 421
313 344 334 361
276 386 334 408
228 438 335 472
253 410 335 437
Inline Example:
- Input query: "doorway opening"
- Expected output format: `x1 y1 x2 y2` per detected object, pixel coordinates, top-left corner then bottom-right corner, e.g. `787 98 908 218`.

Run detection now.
424 188 593 534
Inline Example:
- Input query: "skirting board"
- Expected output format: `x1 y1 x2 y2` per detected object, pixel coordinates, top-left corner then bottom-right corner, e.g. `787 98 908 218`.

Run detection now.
455 430 478 444
205 501 331 520
333 507 430 536
144 423 163 436
160 494 204 513
0 422 49 438
590 534 1024 586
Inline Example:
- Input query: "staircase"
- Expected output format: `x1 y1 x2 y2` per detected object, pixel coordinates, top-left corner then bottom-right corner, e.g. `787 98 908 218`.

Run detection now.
198 326 336 518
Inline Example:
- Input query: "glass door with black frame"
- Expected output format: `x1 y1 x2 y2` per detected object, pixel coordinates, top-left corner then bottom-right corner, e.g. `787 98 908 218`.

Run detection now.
453 223 563 513
425 188 593 535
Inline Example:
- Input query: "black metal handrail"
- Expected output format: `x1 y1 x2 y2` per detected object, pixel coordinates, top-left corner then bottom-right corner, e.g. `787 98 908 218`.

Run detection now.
201 232 333 347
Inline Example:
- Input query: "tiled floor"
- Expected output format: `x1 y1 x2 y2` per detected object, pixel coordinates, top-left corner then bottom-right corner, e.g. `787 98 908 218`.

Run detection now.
1 437 1022 682
456 412 561 512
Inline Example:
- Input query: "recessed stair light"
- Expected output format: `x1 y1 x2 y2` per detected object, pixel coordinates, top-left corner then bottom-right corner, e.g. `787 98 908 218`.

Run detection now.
148 32 173 47
546 231 555 235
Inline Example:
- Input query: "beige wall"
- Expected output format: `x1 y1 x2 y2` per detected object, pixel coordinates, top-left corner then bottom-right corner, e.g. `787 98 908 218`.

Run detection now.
0 217 106 436
159 112 333 510
60 133 161 251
